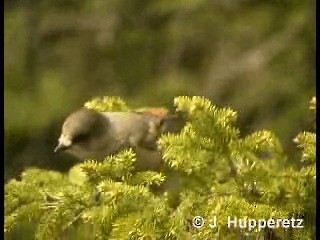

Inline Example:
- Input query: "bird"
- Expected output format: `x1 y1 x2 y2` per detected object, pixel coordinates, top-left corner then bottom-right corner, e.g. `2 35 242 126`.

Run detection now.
54 107 186 171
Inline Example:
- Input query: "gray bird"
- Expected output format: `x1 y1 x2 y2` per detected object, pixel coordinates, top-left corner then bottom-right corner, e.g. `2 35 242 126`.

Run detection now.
54 108 175 171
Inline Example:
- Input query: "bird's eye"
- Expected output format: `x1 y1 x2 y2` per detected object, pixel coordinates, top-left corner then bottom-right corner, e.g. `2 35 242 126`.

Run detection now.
72 133 89 143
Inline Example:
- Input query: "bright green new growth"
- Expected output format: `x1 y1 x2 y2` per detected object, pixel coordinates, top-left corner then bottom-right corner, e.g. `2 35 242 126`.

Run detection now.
5 96 315 240
84 96 130 112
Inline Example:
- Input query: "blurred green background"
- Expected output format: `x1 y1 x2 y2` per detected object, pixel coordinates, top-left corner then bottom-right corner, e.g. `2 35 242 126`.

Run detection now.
4 0 315 181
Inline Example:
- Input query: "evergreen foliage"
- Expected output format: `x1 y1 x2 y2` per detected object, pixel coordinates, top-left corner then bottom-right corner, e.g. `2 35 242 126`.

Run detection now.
5 96 316 240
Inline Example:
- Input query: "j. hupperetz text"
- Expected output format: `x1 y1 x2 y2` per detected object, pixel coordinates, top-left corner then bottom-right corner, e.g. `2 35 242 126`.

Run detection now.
192 215 304 231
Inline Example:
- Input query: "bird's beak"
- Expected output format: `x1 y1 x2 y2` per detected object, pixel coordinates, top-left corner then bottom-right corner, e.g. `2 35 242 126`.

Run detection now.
54 135 72 153
54 143 69 153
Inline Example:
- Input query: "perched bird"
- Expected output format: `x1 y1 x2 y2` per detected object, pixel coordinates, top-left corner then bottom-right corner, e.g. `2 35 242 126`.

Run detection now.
54 107 185 171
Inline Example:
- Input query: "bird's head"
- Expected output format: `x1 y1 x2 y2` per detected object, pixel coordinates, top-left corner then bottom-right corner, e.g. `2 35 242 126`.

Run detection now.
54 108 110 159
